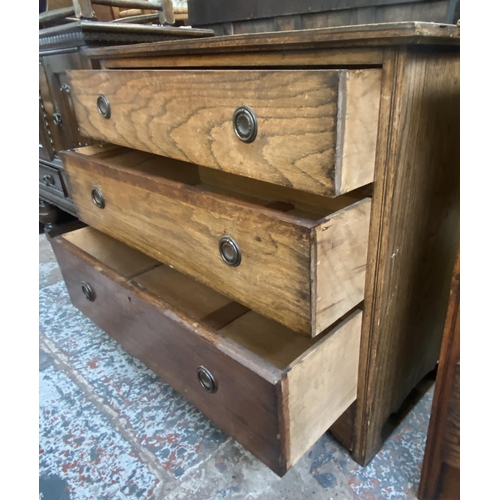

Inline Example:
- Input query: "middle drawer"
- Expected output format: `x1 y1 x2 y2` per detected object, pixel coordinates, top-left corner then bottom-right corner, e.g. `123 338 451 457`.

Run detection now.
62 144 371 337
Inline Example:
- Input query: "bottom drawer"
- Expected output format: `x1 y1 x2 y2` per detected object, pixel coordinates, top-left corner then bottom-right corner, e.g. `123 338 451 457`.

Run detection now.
51 226 361 476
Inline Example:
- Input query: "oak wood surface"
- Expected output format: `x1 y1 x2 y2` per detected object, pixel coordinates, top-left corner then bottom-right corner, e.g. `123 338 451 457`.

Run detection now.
63 226 159 279
338 69 382 194
418 248 460 500
62 146 370 336
84 22 459 61
100 47 385 69
133 264 233 320
219 312 320 371
55 26 460 470
313 199 371 334
51 227 361 475
287 310 362 467
352 46 459 465
52 231 284 474
68 68 380 197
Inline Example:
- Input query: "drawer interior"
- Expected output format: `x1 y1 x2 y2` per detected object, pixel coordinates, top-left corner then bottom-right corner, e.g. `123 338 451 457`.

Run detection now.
73 144 369 222
63 226 346 369
57 226 362 474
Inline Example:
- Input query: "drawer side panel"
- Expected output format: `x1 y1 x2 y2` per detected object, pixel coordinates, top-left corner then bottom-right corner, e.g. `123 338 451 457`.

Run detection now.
313 198 371 335
286 310 362 467
337 69 382 194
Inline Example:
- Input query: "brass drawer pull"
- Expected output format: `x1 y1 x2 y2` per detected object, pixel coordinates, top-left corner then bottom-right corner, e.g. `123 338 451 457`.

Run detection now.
197 366 217 393
233 106 257 143
81 282 95 302
219 236 241 267
97 94 111 119
91 187 105 209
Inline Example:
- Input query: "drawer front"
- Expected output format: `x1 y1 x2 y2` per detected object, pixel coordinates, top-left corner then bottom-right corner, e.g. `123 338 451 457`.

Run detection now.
68 68 381 197
39 163 66 197
51 234 284 473
51 228 361 475
63 146 370 336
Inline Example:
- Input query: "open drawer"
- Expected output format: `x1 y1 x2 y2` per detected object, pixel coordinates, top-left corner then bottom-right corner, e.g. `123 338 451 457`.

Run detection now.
67 68 381 197
51 226 362 476
61 144 371 337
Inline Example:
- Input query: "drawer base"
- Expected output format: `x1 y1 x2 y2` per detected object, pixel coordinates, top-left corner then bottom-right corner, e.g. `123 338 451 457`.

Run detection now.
51 227 361 476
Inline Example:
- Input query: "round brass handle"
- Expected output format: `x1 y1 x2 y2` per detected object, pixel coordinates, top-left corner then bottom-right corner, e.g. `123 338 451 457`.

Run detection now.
233 106 257 143
97 94 111 119
42 174 55 186
81 282 95 302
197 366 217 393
219 236 241 267
91 187 105 209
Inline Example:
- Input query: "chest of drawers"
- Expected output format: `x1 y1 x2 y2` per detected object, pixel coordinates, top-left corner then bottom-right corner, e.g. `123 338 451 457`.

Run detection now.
49 22 460 476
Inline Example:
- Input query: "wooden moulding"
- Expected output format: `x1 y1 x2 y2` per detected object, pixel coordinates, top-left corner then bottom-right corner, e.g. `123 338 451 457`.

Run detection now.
98 47 385 70
51 226 361 476
61 145 371 337
67 68 381 197
83 22 459 61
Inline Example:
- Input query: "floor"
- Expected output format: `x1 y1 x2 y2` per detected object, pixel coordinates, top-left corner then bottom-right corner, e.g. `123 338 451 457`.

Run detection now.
39 233 434 500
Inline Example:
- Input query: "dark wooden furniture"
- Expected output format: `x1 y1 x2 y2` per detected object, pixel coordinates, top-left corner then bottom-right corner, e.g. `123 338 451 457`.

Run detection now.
187 0 460 35
52 226 362 475
49 23 460 476
418 248 460 500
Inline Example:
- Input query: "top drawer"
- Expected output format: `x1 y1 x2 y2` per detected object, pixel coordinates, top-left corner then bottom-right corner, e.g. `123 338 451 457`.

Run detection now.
67 69 381 197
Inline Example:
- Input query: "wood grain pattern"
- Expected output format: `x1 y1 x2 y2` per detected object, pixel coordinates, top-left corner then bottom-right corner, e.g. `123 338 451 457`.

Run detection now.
313 199 371 334
64 148 313 334
337 69 382 194
286 310 362 467
352 46 460 465
418 248 460 500
100 47 385 69
219 312 319 371
329 402 356 451
63 226 159 279
57 27 460 469
85 22 459 62
51 231 284 474
62 146 370 336
51 227 360 476
68 68 381 196
198 167 363 218
132 264 233 319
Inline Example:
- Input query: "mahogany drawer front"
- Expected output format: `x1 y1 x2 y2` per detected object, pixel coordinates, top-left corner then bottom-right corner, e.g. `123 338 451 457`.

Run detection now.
39 163 67 197
62 145 371 337
51 226 362 476
67 68 381 197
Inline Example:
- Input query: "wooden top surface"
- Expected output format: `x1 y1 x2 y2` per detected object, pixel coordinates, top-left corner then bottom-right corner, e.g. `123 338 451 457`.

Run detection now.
85 22 459 60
